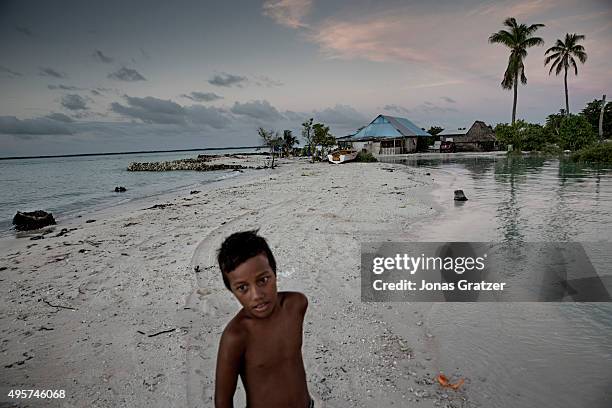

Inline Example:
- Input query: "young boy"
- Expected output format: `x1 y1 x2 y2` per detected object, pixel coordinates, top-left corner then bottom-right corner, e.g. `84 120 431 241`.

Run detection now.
215 230 312 408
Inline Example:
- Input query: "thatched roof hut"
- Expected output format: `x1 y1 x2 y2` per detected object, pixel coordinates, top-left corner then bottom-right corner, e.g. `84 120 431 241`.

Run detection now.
440 120 497 151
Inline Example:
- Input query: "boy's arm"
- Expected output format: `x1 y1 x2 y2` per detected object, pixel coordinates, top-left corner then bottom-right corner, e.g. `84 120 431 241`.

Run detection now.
214 325 245 408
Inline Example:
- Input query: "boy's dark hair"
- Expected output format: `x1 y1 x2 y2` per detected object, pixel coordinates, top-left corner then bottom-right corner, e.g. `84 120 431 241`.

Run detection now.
217 230 277 290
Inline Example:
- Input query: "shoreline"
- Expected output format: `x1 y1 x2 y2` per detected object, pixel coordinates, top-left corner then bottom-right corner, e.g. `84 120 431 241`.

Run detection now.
0 157 470 407
0 153 270 237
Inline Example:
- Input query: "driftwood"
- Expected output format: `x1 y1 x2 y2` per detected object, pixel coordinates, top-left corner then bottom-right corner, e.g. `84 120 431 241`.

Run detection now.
41 299 77 310
146 203 174 210
138 328 176 337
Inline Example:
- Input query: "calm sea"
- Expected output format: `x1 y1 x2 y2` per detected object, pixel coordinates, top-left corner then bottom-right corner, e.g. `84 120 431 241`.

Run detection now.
383 154 612 408
0 149 258 233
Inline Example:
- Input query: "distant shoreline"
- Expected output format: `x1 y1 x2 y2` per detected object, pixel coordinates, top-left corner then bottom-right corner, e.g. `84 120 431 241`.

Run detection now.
0 146 263 161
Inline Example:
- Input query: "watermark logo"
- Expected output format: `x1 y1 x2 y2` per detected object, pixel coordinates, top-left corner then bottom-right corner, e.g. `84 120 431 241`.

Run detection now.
361 242 612 302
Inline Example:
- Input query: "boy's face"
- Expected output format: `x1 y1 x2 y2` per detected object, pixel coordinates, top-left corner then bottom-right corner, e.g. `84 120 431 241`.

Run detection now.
225 253 278 319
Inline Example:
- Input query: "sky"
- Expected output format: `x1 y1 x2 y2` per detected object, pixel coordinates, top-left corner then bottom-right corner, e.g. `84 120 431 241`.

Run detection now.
0 0 611 156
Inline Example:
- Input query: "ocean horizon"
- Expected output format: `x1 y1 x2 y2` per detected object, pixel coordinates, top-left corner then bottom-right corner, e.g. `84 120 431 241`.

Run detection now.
0 145 264 160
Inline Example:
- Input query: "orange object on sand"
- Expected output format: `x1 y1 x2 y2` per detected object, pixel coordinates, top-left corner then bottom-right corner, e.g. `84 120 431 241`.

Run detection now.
437 374 464 390
437 374 450 387
450 378 465 390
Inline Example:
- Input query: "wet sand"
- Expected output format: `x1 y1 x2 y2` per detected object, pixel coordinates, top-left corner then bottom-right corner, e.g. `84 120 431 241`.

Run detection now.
0 156 471 407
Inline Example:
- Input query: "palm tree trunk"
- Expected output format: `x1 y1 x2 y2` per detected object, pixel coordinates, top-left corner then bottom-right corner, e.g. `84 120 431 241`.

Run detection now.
512 72 518 124
564 67 569 115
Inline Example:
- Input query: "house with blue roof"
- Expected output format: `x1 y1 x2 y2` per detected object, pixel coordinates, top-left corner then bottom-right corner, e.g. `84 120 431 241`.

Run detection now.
340 114 430 155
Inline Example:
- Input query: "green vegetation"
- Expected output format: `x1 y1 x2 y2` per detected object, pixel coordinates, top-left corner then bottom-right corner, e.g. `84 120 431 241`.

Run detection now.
421 126 444 148
300 119 336 162
544 33 587 115
354 151 378 162
557 114 597 151
581 99 612 139
495 112 597 153
257 127 282 168
281 130 299 157
301 118 315 161
489 17 545 124
312 123 336 159
571 142 612 163
427 126 443 136
495 120 547 151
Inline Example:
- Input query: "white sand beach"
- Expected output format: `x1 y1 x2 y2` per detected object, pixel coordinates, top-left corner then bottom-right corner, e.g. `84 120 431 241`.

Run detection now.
0 156 471 407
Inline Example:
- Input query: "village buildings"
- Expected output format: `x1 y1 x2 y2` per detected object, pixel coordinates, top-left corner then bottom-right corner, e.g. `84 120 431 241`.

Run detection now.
339 115 497 155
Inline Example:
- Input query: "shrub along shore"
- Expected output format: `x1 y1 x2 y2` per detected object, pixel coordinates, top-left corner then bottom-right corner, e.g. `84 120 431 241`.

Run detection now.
493 98 612 163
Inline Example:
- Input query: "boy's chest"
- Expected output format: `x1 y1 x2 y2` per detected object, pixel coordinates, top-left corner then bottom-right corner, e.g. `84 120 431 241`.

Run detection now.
244 315 304 369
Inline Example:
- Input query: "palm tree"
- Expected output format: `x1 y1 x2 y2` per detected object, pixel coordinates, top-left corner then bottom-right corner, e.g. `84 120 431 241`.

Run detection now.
544 33 587 115
489 17 545 124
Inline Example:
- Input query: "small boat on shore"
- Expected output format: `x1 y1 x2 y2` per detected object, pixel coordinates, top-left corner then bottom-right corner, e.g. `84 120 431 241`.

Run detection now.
328 149 358 164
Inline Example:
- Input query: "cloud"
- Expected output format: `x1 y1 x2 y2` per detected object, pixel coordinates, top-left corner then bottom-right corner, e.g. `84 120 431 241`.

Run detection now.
308 15 431 63
411 80 465 89
139 48 151 60
111 95 185 124
253 75 284 87
185 105 230 129
262 0 312 29
45 113 74 123
0 65 22 77
231 100 284 122
125 96 184 115
208 72 247 87
283 110 307 122
15 26 33 37
206 73 280 88
468 0 555 19
508 0 555 18
312 104 368 127
108 67 146 81
93 50 114 63
0 116 73 135
61 94 88 111
440 96 456 103
48 84 83 91
382 104 411 115
181 91 223 102
110 94 232 128
416 101 458 114
39 67 66 78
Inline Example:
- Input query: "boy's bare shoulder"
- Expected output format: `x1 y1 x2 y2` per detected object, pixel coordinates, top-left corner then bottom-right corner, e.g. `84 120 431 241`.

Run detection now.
221 312 248 346
279 291 308 312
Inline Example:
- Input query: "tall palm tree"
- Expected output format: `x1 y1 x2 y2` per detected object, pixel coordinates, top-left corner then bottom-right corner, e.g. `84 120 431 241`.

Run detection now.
489 17 545 124
544 33 587 115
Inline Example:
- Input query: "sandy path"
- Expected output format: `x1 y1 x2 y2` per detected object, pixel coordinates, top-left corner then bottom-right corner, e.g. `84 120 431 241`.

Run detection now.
1 158 470 407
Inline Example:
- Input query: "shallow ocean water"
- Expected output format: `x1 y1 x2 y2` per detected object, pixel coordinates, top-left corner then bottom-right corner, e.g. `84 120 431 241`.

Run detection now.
384 154 612 408
0 149 257 233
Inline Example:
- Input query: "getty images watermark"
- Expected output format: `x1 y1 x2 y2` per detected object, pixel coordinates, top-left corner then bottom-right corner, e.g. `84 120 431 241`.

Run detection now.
361 242 612 302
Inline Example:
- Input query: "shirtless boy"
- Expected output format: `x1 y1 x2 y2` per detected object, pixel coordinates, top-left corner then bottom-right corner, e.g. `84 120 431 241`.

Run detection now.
215 230 312 408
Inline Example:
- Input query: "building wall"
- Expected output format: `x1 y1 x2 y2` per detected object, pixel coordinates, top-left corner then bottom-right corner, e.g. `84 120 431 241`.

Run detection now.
405 138 417 153
353 137 420 154
352 141 371 152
